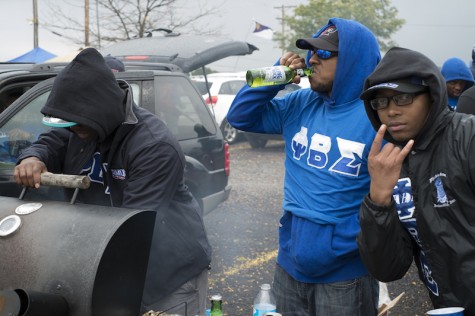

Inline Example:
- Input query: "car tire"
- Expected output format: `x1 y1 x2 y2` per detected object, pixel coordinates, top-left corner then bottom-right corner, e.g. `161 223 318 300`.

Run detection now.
221 119 239 144
248 136 268 148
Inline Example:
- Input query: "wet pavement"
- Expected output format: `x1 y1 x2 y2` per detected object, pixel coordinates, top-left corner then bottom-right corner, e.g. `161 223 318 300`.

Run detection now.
203 140 432 315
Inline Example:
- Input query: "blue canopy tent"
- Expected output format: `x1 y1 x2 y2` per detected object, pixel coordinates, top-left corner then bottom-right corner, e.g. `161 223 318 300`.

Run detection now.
8 47 56 63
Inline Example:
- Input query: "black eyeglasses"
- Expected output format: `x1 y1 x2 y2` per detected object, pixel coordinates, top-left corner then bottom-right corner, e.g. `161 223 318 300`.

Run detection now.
311 48 338 60
369 92 427 111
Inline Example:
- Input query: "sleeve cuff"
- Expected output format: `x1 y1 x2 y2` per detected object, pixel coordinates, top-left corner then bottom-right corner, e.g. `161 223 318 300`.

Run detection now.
364 194 395 213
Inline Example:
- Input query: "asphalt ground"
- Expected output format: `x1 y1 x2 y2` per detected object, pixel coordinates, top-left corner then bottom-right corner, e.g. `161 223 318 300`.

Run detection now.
204 140 433 316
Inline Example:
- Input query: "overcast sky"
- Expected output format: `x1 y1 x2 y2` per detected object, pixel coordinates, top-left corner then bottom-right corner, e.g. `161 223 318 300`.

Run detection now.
1 0 475 72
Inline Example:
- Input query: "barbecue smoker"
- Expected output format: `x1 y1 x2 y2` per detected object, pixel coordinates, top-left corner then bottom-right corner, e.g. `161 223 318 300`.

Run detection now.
0 174 156 316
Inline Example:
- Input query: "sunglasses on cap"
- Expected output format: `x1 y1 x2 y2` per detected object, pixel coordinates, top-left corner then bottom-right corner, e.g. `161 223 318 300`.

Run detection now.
311 48 338 60
369 92 427 111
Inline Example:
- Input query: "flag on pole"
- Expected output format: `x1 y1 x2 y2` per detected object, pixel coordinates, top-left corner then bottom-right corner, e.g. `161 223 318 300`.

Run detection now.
252 21 274 40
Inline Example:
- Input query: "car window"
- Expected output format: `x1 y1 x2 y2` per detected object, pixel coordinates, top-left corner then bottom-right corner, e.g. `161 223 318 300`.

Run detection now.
0 86 28 113
219 80 246 95
0 75 218 165
0 83 142 168
193 81 212 95
126 80 154 112
155 76 216 140
130 83 141 106
0 91 50 167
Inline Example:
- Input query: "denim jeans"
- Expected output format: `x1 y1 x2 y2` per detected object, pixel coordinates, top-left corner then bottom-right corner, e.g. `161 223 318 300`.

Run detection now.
272 264 379 316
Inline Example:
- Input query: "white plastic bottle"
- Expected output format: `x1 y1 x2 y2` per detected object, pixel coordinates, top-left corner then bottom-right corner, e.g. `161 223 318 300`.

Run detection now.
253 283 277 316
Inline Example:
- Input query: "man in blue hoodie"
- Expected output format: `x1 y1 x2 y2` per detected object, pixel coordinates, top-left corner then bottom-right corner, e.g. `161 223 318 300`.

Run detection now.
441 57 474 110
227 18 381 315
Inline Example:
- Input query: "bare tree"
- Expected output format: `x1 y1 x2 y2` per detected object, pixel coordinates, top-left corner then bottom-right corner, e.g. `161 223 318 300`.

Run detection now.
41 0 223 49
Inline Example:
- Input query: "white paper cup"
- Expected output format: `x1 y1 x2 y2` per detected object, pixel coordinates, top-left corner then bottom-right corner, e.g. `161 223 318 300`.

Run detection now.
426 307 464 315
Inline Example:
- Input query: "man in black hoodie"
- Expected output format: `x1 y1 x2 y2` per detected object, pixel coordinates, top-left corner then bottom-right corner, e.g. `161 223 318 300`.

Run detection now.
356 47 475 314
13 47 211 316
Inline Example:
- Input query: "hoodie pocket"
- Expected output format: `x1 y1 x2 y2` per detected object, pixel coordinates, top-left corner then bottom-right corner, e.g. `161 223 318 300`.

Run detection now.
279 212 360 278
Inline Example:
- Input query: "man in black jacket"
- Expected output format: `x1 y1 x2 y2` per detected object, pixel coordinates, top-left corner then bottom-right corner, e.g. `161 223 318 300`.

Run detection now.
13 48 211 316
357 47 475 314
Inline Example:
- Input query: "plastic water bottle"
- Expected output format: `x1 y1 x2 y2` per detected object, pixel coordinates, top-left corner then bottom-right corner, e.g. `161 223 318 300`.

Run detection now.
253 284 277 316
246 66 313 87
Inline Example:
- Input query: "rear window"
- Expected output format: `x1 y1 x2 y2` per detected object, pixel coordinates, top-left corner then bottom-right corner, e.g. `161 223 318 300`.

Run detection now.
218 80 246 95
193 81 211 95
154 76 217 140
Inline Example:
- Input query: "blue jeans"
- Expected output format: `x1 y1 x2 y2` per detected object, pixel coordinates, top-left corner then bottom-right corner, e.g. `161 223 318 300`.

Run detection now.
272 264 379 316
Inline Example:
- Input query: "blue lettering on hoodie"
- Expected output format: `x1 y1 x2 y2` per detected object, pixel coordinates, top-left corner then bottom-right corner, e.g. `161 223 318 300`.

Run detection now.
298 130 364 176
81 151 103 184
81 151 110 195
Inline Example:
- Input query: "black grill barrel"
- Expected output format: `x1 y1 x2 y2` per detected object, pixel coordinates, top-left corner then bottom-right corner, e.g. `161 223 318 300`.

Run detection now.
0 196 156 316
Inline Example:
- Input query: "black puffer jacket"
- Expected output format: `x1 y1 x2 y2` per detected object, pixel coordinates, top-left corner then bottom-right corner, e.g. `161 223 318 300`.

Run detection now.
19 48 212 310
357 47 475 314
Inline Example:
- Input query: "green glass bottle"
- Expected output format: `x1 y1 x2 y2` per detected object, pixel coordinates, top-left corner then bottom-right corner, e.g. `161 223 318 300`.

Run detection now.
246 66 313 87
210 294 223 316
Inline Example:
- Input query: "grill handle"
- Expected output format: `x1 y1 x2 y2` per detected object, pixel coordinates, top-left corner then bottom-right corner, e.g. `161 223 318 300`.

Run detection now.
19 173 90 204
40 172 90 189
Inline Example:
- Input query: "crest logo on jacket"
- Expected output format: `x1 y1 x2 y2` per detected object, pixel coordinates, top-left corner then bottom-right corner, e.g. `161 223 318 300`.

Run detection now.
111 169 126 180
429 173 455 207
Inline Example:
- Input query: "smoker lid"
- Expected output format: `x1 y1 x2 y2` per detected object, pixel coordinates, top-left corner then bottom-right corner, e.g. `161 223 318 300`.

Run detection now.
15 202 43 215
0 214 21 237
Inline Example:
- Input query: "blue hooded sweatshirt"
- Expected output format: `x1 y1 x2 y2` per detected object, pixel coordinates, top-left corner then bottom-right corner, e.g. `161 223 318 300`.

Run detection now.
227 18 380 283
441 57 474 110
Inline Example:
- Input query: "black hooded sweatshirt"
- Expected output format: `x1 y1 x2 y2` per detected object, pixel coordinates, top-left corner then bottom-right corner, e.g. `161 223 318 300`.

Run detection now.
19 48 212 310
356 47 475 314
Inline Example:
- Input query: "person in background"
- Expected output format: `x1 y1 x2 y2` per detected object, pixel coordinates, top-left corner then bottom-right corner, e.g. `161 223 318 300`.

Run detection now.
456 85 475 114
357 47 475 314
104 54 125 72
13 48 211 316
227 18 381 315
440 57 474 110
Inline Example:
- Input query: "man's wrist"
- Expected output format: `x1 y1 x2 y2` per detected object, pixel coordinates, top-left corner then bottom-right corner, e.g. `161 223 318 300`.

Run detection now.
368 194 391 206
365 194 394 211
368 185 393 206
